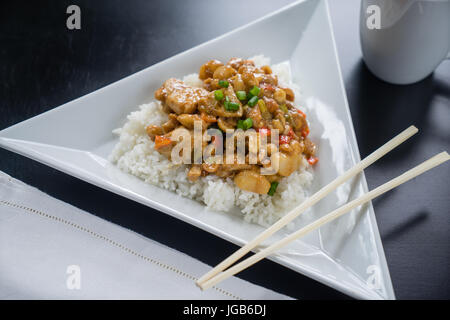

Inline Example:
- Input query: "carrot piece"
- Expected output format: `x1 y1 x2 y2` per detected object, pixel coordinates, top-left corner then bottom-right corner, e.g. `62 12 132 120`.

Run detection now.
155 135 172 149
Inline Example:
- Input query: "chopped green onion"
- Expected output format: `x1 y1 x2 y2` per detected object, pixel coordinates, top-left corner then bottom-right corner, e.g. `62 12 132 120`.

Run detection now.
286 113 294 126
236 91 247 101
249 86 261 97
225 102 239 111
279 104 288 113
237 118 253 130
268 181 279 196
258 99 267 113
248 96 258 107
243 118 253 129
218 80 229 88
214 90 224 101
223 96 230 109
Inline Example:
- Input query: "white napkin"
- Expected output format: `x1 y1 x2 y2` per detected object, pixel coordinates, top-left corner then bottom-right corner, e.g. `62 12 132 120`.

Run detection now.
0 171 290 300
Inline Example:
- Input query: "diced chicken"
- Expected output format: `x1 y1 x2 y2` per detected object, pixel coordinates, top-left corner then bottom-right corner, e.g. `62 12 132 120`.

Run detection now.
234 170 271 194
199 60 224 80
198 86 243 118
217 117 237 131
155 78 210 114
245 105 264 129
271 151 302 176
177 114 206 130
187 165 202 182
146 114 179 139
146 125 164 138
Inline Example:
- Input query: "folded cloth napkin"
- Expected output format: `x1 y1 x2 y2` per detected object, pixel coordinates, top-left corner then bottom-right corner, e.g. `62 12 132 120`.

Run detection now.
0 171 290 300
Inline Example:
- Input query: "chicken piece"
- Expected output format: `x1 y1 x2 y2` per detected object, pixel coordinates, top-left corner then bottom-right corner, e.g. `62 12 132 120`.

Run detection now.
213 65 237 80
162 113 179 133
227 58 255 71
245 105 264 129
238 65 260 89
303 138 316 158
265 174 281 183
155 78 210 115
290 139 304 155
203 78 220 91
187 165 202 182
217 117 237 131
202 163 219 173
176 114 207 130
289 110 306 131
282 87 295 101
214 155 254 177
234 170 271 194
227 57 244 70
263 97 279 113
221 163 253 172
146 114 179 139
271 151 302 176
198 86 243 118
261 65 272 74
229 74 246 92
199 60 224 80
146 125 164 138
273 88 286 104
256 73 278 86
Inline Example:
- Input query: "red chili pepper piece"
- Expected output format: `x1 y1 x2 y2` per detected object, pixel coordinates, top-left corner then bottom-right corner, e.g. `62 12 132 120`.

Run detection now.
297 109 307 118
301 127 310 138
307 156 319 165
258 127 271 136
279 135 291 145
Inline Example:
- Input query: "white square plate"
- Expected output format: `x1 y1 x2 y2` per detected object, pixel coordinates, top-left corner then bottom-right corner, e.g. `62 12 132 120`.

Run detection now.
0 0 395 299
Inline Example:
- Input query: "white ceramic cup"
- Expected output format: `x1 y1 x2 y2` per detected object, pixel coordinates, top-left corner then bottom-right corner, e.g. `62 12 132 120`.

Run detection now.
360 0 450 85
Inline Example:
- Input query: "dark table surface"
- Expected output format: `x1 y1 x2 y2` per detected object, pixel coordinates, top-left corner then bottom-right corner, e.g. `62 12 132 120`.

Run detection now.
1 0 449 300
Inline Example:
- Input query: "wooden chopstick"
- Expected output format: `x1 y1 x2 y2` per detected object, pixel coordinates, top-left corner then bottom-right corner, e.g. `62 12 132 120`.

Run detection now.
199 152 450 290
196 126 418 286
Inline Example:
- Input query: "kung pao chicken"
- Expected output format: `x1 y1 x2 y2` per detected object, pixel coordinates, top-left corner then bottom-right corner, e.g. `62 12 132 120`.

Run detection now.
146 58 317 196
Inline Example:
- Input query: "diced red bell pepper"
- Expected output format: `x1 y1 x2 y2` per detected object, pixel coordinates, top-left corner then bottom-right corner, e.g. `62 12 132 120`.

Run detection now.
297 109 307 118
307 156 319 165
258 127 271 136
261 83 275 92
301 127 310 138
279 135 291 145
288 127 295 138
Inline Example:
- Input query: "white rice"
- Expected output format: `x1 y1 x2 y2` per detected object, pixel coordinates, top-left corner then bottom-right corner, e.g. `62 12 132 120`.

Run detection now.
109 56 314 227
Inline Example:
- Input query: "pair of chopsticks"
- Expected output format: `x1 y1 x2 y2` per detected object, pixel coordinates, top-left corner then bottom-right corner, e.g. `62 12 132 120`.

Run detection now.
196 126 449 290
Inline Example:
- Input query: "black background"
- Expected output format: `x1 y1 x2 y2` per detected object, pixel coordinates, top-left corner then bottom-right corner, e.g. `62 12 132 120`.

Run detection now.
1 0 449 299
